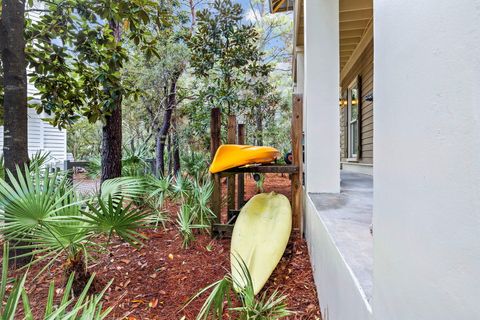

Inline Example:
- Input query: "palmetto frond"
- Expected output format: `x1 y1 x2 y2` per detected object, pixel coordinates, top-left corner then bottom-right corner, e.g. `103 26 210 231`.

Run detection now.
0 166 81 240
100 176 147 203
146 175 173 207
81 196 150 247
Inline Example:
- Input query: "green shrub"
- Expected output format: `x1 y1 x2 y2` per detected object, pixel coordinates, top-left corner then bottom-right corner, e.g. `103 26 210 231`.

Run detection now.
0 166 153 292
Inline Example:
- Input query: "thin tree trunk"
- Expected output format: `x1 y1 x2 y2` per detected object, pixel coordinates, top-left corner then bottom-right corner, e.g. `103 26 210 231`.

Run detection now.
101 21 123 182
155 72 180 177
167 133 172 176
172 115 180 175
1 0 31 267
188 0 196 31
156 86 171 177
255 106 263 146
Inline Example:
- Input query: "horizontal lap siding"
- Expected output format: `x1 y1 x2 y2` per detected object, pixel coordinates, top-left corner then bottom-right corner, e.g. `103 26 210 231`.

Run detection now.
340 40 374 165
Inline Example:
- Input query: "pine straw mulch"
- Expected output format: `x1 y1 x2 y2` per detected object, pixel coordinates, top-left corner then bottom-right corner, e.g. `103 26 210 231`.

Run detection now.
3 174 321 319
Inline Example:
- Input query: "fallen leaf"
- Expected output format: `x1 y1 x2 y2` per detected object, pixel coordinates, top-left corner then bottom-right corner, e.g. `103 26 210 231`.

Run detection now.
131 299 144 304
149 298 159 308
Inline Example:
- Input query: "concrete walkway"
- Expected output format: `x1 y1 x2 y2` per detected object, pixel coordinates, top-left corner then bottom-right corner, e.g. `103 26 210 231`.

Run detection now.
309 171 373 301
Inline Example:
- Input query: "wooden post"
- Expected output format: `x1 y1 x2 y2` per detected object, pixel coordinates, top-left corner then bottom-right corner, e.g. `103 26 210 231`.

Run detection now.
210 108 222 223
227 115 237 214
237 123 246 208
291 95 303 235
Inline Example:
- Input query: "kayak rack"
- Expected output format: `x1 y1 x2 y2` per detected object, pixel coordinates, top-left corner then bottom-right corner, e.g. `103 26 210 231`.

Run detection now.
209 95 304 238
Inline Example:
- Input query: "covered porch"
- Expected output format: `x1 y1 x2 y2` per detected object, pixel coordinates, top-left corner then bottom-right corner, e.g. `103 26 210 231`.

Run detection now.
289 0 480 319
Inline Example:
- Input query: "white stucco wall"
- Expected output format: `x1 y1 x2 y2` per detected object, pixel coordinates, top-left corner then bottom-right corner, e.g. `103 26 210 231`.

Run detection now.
303 0 340 193
373 1 480 319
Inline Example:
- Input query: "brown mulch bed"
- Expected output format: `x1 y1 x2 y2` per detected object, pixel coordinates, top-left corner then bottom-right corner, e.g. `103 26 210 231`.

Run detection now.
4 174 321 319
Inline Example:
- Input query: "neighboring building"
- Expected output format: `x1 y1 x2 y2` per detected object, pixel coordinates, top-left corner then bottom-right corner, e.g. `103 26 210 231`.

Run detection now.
0 109 67 163
0 6 67 163
272 0 480 319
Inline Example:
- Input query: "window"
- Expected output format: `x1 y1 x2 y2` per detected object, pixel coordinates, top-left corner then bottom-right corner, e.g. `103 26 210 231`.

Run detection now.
348 78 361 159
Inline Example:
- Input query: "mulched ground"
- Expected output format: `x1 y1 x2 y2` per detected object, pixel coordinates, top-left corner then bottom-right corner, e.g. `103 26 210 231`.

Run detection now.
3 174 321 319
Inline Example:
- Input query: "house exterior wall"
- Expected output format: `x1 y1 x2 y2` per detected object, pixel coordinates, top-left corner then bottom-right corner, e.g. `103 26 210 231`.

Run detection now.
0 108 67 162
340 40 374 165
373 0 480 319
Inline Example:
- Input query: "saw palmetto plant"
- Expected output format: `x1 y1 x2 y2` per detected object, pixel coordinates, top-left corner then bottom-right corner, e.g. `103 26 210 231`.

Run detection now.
172 173 192 202
181 151 210 182
144 175 173 227
189 178 215 227
0 166 153 293
0 243 113 320
185 254 292 320
176 204 208 249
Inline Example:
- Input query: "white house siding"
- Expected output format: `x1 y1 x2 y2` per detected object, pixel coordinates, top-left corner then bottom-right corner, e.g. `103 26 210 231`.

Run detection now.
0 108 67 162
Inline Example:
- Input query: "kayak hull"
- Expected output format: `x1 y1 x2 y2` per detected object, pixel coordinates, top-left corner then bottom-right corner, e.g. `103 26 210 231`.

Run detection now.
209 144 280 173
231 192 292 295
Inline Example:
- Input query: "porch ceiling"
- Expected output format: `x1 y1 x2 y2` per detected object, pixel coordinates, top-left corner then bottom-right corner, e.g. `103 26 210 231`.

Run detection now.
295 0 373 74
339 0 373 70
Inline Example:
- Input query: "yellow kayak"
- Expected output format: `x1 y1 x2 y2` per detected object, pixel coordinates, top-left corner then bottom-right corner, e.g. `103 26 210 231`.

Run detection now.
209 144 280 173
231 192 292 295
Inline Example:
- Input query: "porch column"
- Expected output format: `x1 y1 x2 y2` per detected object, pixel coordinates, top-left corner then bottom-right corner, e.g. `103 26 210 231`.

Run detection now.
294 50 304 94
303 0 340 193
374 1 480 319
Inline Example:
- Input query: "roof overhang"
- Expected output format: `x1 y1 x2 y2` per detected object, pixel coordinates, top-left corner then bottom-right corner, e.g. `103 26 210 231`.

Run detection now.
269 0 294 14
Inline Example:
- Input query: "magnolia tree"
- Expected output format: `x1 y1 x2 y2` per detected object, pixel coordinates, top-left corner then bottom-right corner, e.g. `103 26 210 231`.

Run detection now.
26 0 168 182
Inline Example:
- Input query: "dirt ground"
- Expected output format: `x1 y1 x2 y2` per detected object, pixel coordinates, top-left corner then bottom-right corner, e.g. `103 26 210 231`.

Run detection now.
3 174 321 319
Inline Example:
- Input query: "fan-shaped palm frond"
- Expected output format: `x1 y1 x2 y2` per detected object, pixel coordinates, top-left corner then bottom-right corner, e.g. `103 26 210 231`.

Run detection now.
29 151 51 169
81 196 150 247
172 173 192 201
146 175 173 207
100 176 147 203
0 166 80 241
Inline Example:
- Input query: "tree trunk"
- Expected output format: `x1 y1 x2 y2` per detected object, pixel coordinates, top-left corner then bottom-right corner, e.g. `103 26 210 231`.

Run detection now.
155 72 180 177
1 0 29 178
101 20 123 183
101 101 122 182
172 115 180 175
167 133 173 176
155 97 172 177
255 106 263 146
1 0 30 267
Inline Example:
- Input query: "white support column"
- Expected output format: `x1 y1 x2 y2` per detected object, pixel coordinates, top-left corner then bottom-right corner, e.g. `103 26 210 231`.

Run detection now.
295 50 304 94
295 50 306 133
303 0 340 193
374 1 480 319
